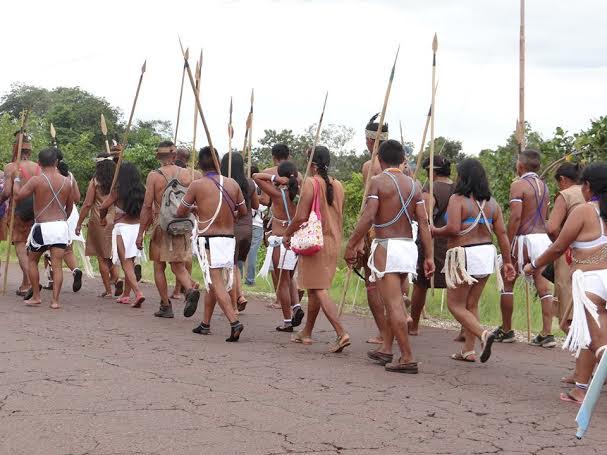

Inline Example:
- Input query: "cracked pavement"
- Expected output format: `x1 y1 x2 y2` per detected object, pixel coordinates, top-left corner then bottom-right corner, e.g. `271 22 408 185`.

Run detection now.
0 265 606 454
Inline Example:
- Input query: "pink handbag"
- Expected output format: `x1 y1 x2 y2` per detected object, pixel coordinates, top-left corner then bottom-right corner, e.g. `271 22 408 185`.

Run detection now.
291 178 323 256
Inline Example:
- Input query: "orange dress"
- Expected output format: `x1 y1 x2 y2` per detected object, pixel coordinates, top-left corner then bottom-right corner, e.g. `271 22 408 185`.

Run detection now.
297 176 344 290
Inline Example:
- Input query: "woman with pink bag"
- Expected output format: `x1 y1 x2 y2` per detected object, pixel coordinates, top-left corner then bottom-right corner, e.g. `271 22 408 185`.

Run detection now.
284 146 351 353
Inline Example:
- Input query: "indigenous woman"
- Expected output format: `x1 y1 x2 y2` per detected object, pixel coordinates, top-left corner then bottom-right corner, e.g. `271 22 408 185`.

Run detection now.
524 163 607 404
432 159 515 363
220 153 259 313
410 155 455 336
76 153 122 298
284 146 350 353
99 162 145 307
254 161 304 331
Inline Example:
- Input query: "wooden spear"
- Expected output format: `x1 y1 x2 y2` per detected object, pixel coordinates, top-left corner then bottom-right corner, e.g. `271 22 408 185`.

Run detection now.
190 54 202 174
428 33 438 295
109 60 147 194
338 46 400 315
2 110 29 295
174 48 189 143
100 114 111 155
412 81 438 181
227 97 234 177
50 123 57 147
518 0 526 153
399 121 405 146
247 89 254 177
178 39 220 172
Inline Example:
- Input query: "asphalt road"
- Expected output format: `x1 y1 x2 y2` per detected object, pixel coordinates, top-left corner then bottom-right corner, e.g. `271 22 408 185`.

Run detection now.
1 265 606 454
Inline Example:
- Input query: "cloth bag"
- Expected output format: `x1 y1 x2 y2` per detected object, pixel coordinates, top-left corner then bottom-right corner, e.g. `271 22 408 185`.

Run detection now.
291 178 323 256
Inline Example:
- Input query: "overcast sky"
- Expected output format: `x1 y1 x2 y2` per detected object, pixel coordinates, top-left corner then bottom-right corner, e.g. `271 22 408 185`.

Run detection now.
3 0 606 157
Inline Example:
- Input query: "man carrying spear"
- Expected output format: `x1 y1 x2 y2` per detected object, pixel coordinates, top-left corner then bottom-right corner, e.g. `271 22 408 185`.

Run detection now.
493 149 556 347
1 132 39 296
136 140 201 319
346 139 434 373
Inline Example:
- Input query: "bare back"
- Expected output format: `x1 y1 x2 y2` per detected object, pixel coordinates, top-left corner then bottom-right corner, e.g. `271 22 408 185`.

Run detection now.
30 171 73 222
445 195 499 249
186 175 245 236
510 173 549 235
370 171 420 239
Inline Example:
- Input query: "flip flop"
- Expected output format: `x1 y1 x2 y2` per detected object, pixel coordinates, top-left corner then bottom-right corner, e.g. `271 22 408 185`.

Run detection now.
98 292 114 299
560 376 576 385
480 330 495 363
329 333 351 353
366 336 383 345
23 285 42 301
16 288 30 297
291 331 313 345
451 351 476 362
385 361 419 374
117 296 131 305
131 293 145 308
72 269 83 292
265 302 281 310
560 392 583 405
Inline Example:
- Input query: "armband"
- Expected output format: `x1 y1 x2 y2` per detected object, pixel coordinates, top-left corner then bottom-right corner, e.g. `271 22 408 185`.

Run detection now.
236 200 246 207
271 175 276 183
366 195 379 200
531 259 538 270
416 200 425 205
510 198 523 203
180 199 194 208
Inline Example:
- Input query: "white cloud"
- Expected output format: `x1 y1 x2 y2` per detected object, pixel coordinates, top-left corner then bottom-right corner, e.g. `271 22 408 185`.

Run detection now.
2 0 606 161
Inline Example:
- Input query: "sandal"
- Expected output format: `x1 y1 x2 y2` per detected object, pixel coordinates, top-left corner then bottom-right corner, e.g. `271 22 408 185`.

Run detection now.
366 336 383 345
16 288 30 297
23 285 43 301
276 324 294 332
131 292 145 308
480 330 496 363
135 264 142 282
560 392 583 405
237 296 248 312
291 306 305 327
117 296 131 305
265 302 282 310
367 350 393 365
183 288 201 318
98 292 114 299
291 331 313 345
226 321 244 342
329 333 351 353
451 351 476 362
385 361 419 374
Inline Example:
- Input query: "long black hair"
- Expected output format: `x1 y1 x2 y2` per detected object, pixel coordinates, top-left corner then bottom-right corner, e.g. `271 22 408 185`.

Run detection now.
582 162 607 222
555 162 581 184
311 145 334 206
117 162 145 217
221 152 250 208
422 155 451 177
95 153 115 196
454 158 491 202
278 161 299 201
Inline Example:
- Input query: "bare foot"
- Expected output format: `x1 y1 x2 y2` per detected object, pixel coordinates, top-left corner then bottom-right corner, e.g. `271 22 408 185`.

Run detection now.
24 298 41 306
408 329 419 336
366 336 383 345
560 375 576 385
171 293 184 300
50 302 61 309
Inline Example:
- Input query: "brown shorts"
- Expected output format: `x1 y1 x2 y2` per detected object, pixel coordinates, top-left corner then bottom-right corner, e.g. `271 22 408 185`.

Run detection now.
149 225 192 263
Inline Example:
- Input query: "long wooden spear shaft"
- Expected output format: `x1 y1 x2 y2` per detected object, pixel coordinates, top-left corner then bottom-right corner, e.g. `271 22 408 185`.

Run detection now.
109 60 146 194
247 89 254 177
428 34 439 295
517 0 526 153
227 97 234 177
50 123 57 147
339 46 400 315
100 114 111 155
174 48 189 143
179 39 220 172
412 81 438 181
191 54 202 174
399 121 404 146
2 110 29 295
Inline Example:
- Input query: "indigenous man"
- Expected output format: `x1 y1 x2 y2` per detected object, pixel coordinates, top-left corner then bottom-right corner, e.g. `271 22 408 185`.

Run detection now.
137 141 201 319
1 132 39 296
171 146 201 299
14 148 75 309
346 140 434 374
359 114 390 348
177 146 247 342
493 149 556 347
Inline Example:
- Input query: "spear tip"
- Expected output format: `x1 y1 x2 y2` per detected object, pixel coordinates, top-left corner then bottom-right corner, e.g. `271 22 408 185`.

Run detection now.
100 113 108 135
184 48 189 60
50 123 56 139
250 88 254 104
141 60 147 73
432 33 438 52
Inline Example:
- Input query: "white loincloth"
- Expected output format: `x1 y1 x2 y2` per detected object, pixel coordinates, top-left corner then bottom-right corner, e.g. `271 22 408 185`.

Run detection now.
112 223 143 264
563 269 607 355
27 220 71 250
196 236 235 291
368 237 417 282
443 243 503 291
67 208 94 277
512 233 552 275
258 235 298 279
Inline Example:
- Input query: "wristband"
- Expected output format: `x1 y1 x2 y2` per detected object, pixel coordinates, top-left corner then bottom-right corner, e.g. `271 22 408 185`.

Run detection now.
531 259 538 270
14 177 21 184
271 175 276 183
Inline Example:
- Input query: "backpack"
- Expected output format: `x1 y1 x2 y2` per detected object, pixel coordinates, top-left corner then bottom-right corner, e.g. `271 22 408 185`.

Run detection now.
156 169 195 235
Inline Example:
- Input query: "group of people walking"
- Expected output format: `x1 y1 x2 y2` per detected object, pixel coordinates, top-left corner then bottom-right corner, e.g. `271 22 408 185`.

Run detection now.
2 115 607 386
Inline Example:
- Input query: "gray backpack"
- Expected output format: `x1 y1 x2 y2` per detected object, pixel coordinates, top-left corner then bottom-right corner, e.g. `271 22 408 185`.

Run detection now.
156 169 195 235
